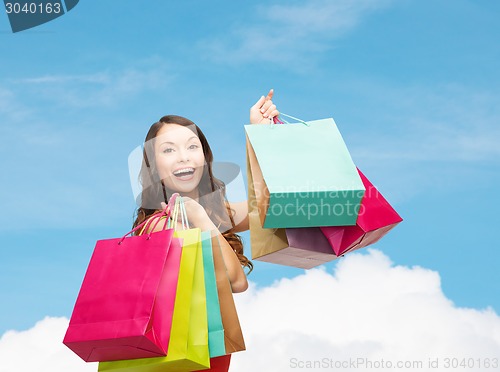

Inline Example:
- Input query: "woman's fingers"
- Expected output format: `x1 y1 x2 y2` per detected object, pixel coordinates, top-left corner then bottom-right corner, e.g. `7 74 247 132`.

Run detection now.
265 88 274 101
261 101 278 117
251 95 266 111
250 89 277 123
252 89 274 111
266 106 279 119
260 99 271 113
261 89 277 118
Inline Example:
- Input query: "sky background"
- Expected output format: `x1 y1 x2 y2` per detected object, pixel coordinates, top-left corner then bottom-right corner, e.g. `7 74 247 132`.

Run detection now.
0 1 499 371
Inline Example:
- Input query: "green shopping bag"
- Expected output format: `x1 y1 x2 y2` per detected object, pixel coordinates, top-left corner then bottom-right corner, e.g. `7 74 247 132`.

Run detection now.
201 231 226 358
99 226 210 372
245 117 365 228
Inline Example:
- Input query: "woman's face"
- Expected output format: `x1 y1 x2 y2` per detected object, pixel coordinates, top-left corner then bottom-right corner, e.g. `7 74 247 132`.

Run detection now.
154 123 205 196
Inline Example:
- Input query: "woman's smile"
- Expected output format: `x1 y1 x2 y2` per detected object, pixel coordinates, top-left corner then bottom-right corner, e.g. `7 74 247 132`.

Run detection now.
172 167 196 181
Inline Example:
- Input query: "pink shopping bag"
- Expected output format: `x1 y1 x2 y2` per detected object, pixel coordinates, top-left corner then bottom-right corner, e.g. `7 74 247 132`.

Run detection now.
63 211 182 362
321 169 402 256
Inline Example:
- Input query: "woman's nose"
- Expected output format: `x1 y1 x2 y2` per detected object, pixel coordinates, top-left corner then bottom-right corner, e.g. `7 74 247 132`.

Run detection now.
177 149 189 162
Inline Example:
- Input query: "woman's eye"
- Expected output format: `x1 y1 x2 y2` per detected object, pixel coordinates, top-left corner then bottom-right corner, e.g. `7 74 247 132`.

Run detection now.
163 148 174 153
188 144 199 150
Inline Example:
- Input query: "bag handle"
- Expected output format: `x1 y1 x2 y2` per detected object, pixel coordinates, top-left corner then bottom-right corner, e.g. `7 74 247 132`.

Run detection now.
272 112 309 127
272 116 284 124
140 192 181 236
118 193 180 244
168 195 190 230
137 212 169 237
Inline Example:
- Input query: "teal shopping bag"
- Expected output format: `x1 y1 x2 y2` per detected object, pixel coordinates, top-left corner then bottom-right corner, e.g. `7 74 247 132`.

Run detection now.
245 118 365 228
201 231 226 358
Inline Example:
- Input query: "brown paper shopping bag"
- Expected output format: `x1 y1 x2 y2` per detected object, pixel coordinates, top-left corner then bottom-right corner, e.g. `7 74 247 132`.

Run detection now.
211 235 246 353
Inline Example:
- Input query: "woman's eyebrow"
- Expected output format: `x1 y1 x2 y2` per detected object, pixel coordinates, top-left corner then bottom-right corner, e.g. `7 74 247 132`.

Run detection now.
159 136 199 146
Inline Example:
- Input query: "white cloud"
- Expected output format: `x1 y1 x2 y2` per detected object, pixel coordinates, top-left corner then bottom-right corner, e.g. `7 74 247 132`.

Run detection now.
2 250 499 372
16 74 111 85
231 249 500 371
200 0 393 69
0 317 95 372
11 60 173 108
0 86 33 123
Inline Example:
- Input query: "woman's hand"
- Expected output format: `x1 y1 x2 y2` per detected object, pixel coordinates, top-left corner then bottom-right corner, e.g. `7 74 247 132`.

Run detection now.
161 198 248 293
249 89 279 124
162 197 216 231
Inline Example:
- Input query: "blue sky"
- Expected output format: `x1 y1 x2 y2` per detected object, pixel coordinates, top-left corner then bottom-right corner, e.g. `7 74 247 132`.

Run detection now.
0 0 499 354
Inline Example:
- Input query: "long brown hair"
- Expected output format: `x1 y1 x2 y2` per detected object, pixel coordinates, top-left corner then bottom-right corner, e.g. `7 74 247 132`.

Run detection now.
133 115 253 273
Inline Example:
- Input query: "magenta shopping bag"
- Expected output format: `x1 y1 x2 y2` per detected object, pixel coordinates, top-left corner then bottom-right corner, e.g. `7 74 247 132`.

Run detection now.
63 212 182 362
320 169 403 256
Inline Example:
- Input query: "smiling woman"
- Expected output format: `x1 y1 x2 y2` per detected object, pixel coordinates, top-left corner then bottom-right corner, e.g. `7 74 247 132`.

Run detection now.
132 90 279 293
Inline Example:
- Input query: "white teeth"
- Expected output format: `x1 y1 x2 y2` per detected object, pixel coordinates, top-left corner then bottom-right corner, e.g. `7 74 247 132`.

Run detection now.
173 168 195 176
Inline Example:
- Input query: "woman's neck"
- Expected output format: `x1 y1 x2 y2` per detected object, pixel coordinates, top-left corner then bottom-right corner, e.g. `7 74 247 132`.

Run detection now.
181 188 199 201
